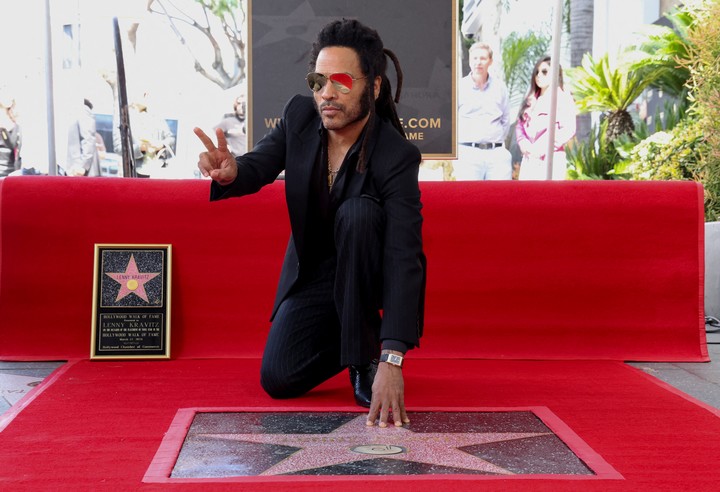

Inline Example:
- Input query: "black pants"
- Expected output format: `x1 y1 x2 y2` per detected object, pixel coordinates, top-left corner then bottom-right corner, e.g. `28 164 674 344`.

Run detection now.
260 197 384 399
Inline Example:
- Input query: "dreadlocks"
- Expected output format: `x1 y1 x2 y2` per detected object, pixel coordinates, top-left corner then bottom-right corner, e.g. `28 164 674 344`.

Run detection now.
309 19 406 172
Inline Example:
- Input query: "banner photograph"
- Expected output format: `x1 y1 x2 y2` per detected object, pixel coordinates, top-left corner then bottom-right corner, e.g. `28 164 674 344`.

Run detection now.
248 0 457 158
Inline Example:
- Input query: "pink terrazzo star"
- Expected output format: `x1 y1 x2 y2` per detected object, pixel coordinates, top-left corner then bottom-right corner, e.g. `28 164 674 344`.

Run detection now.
205 415 551 475
105 254 160 303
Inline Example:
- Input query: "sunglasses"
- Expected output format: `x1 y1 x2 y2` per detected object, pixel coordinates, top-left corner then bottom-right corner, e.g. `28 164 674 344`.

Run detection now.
306 72 366 94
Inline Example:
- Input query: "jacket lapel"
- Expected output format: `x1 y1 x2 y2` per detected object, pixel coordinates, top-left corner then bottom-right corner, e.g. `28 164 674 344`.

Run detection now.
341 115 381 199
285 121 321 260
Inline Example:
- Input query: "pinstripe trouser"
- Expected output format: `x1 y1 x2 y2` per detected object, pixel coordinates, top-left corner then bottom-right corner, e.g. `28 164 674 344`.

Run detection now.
260 196 384 399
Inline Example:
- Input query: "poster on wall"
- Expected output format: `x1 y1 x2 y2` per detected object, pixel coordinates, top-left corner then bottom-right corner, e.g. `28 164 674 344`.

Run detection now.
247 0 457 159
90 244 172 360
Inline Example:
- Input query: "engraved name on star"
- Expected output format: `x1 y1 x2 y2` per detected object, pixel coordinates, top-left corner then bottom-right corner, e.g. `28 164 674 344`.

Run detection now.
204 415 551 475
105 254 160 303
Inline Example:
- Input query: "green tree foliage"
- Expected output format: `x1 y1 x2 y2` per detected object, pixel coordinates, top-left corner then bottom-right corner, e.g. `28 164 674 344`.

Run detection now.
626 119 705 183
501 31 551 111
611 1 719 220
567 53 661 142
567 95 690 181
628 7 693 98
565 119 619 180
683 0 720 221
201 0 241 17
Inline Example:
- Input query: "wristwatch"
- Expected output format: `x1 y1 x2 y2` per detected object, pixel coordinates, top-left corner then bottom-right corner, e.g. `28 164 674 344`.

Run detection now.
379 352 404 368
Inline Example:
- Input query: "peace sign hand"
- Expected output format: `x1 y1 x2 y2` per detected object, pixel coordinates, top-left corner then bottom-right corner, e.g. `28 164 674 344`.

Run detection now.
194 127 238 186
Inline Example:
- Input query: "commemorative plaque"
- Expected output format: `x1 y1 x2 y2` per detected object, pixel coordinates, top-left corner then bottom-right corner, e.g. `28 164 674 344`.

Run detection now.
248 0 457 158
91 244 171 359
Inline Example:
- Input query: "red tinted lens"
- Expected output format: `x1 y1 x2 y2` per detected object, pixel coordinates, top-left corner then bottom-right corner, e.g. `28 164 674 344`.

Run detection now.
328 73 353 91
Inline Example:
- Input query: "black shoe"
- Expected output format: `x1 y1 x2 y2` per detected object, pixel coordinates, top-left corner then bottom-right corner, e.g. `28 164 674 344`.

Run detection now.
349 361 378 408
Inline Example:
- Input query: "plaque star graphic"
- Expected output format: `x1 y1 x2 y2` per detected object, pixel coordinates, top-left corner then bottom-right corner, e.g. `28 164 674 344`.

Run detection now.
105 254 160 303
253 1 339 48
204 415 551 476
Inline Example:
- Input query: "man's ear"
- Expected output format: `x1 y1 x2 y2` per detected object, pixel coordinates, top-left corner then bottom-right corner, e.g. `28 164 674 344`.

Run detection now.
374 76 381 100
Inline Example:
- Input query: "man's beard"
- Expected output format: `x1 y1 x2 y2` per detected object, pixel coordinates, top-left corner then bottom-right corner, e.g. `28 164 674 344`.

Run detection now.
315 82 373 130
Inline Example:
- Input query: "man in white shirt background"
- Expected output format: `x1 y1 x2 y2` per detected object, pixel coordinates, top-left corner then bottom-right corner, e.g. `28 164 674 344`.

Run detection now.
455 42 512 180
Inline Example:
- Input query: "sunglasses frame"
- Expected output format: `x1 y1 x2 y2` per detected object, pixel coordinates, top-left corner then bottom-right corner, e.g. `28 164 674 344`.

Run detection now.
306 72 366 94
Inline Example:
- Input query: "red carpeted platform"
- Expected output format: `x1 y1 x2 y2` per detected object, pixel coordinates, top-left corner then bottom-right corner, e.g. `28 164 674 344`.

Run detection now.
0 177 708 361
0 177 713 489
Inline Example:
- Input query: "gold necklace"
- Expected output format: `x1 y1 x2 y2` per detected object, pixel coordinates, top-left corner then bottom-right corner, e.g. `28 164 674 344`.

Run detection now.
328 163 339 190
327 140 340 190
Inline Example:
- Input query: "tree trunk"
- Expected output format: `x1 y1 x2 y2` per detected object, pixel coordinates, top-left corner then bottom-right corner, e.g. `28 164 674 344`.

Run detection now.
606 110 635 142
570 0 594 141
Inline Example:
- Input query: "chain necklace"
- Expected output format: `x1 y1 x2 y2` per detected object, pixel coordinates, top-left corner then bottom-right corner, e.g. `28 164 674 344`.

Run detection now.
328 164 339 190
327 140 341 190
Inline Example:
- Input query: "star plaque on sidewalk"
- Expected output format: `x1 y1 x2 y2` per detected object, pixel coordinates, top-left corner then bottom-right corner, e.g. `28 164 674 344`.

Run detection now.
166 411 599 478
91 244 171 359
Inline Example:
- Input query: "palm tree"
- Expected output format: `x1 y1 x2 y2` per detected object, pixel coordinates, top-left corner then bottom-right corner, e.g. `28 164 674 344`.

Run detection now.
629 6 694 98
568 53 661 142
501 30 551 112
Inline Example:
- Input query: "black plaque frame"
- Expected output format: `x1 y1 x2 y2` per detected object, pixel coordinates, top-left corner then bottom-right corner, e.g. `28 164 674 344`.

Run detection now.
91 244 172 359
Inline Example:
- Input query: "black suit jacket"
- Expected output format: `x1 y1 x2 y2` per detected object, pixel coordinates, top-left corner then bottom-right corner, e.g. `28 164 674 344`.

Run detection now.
211 95 425 347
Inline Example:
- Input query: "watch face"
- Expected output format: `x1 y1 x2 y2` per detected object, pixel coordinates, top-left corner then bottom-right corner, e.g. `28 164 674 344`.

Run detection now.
382 354 403 367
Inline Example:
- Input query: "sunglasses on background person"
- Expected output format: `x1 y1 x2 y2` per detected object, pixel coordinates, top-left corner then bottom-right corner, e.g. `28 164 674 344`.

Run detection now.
306 72 366 94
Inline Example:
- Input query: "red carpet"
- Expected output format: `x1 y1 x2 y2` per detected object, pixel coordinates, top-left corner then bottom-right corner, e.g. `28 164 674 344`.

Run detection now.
1 358 719 491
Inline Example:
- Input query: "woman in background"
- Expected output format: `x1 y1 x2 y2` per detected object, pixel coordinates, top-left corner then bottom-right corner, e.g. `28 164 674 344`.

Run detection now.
0 98 21 177
516 56 577 180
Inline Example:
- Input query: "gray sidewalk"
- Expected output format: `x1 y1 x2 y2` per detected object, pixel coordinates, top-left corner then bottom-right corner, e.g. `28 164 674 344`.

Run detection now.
629 329 720 410
0 361 65 415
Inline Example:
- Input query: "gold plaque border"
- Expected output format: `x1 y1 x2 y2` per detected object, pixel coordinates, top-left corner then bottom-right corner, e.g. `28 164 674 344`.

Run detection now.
90 244 172 360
